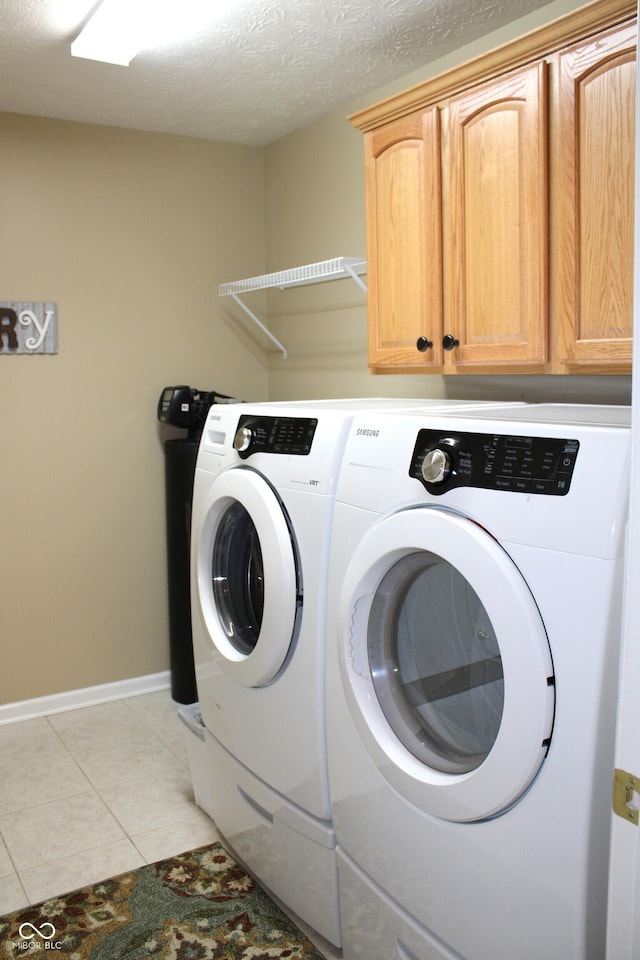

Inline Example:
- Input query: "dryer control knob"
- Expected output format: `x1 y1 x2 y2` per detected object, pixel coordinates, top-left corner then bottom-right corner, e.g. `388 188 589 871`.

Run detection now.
233 426 253 452
422 447 451 485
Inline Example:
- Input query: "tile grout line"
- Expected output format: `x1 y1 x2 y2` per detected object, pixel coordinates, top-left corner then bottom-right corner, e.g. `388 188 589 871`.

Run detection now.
41 705 178 853
3 707 137 906
0 732 104 905
121 696 192 765
43 713 97 798
0 691 212 912
0 832 29 909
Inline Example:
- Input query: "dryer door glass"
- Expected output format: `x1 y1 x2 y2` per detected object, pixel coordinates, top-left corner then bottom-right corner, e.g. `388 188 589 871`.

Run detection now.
195 467 300 687
211 501 264 656
368 551 504 775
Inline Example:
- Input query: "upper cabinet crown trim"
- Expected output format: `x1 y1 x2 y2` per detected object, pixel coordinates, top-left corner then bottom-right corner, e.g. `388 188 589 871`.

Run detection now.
349 0 637 132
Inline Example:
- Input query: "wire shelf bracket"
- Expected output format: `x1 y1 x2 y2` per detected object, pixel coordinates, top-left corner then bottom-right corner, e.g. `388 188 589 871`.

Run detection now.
219 257 367 359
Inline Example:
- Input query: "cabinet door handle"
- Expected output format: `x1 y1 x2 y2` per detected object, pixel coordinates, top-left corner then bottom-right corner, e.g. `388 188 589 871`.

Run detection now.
416 336 433 352
442 334 460 351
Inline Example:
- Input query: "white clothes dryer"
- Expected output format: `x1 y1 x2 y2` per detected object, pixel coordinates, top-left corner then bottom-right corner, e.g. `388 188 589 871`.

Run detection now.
190 397 496 945
326 403 631 960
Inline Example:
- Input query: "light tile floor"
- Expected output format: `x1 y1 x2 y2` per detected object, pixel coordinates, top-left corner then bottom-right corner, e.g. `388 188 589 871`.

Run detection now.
0 689 340 959
0 690 220 914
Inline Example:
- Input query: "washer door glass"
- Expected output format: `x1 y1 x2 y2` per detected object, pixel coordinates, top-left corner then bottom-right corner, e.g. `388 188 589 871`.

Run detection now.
211 501 264 656
194 467 300 687
339 506 555 822
369 552 503 775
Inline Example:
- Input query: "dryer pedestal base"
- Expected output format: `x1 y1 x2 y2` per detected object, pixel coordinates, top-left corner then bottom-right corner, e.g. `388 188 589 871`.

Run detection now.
203 729 341 947
337 847 463 960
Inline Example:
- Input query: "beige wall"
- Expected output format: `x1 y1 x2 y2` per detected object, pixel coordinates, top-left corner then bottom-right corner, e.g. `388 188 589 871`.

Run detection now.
0 114 267 704
264 0 632 406
1 0 634 707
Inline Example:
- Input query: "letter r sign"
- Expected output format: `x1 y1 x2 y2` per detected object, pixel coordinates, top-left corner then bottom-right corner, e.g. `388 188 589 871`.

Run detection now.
0 307 18 350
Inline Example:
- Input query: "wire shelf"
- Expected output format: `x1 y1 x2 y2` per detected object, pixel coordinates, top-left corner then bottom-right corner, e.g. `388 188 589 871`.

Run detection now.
218 257 367 360
219 257 366 296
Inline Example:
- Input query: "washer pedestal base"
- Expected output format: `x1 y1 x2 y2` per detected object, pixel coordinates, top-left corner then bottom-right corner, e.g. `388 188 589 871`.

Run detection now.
204 728 341 947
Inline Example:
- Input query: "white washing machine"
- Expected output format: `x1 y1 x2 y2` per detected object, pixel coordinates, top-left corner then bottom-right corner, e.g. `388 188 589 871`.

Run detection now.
326 403 631 960
190 397 500 945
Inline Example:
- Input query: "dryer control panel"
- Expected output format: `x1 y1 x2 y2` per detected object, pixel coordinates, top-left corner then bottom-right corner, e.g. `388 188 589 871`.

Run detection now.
233 415 318 459
410 429 579 496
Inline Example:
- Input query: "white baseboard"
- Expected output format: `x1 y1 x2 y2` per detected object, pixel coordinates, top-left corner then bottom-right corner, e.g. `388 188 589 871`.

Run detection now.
0 672 172 725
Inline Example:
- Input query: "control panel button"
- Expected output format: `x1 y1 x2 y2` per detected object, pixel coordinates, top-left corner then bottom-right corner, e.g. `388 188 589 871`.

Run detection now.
422 448 452 484
233 416 318 459
233 426 252 452
410 429 579 496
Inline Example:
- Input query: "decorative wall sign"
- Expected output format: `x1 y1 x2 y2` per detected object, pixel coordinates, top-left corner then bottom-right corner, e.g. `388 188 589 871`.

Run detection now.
0 302 58 355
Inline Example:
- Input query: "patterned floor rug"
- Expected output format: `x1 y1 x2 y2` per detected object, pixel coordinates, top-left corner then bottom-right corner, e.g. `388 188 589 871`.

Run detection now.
0 843 326 959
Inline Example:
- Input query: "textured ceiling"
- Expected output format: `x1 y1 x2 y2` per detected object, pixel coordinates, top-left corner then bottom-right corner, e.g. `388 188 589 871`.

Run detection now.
0 0 553 146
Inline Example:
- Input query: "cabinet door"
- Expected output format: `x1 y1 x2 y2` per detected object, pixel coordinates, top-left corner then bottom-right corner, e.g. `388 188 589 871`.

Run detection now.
365 109 444 371
442 63 548 372
556 22 636 373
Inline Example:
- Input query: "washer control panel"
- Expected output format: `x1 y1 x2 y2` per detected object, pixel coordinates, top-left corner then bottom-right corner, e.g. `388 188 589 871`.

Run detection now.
233 415 318 459
410 429 579 496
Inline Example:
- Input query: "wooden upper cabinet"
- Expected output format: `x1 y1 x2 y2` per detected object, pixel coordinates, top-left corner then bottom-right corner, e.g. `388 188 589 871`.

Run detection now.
442 64 548 371
556 22 636 373
366 109 443 370
352 0 637 376
365 66 547 373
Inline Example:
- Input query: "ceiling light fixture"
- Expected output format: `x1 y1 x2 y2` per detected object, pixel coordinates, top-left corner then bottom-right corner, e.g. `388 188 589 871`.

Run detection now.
71 0 215 66
71 0 146 66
